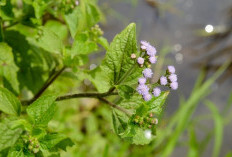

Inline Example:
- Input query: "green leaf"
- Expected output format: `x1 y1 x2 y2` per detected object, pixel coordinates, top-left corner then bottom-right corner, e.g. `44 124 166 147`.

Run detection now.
7 149 24 157
146 91 170 115
26 94 57 127
85 3 101 27
0 87 21 116
112 110 129 135
4 30 56 94
118 93 143 111
32 27 63 54
64 7 84 38
102 23 139 85
64 1 102 38
120 125 154 145
117 85 135 99
87 66 112 93
0 42 19 94
205 100 223 157
97 37 109 50
0 0 14 20
44 20 68 41
40 133 74 151
0 121 22 151
91 23 142 92
71 33 98 56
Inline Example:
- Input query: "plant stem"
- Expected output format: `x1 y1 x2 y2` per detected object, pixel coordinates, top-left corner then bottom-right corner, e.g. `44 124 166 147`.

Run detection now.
56 87 132 116
56 92 118 101
98 97 132 116
29 67 66 104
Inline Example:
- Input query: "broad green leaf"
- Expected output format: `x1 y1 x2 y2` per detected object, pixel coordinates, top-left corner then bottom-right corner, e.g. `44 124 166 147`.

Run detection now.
102 23 139 86
0 42 19 94
117 85 135 99
32 27 63 54
0 87 21 116
88 66 112 92
44 20 68 41
64 6 84 38
26 95 57 127
85 3 101 27
4 30 54 94
71 33 98 56
64 1 102 38
91 23 142 92
0 121 22 151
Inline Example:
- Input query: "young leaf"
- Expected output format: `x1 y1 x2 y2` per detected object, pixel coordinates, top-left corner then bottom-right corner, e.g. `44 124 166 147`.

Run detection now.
0 121 22 151
0 42 19 94
26 95 57 127
0 87 21 116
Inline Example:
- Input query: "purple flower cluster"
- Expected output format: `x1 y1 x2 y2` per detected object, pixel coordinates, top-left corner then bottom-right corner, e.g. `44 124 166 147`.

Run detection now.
134 41 158 67
159 65 178 90
135 40 178 101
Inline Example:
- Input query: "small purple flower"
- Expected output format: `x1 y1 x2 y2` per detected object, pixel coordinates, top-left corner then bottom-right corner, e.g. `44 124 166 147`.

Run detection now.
75 0 79 5
143 93 152 101
149 56 157 64
137 57 144 65
138 77 146 84
143 68 153 78
170 82 178 90
137 84 149 95
140 40 150 47
160 76 168 85
152 87 161 97
167 65 175 74
169 74 177 82
146 45 157 57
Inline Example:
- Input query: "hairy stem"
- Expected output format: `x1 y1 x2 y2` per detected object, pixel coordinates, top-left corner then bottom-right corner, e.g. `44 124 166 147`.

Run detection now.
29 67 66 104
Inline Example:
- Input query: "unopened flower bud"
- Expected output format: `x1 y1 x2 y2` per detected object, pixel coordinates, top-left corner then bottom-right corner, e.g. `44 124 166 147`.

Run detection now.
131 53 136 59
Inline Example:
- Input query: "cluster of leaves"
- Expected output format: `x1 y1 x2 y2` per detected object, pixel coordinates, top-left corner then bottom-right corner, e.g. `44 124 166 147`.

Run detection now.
0 0 171 156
